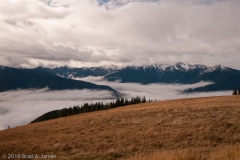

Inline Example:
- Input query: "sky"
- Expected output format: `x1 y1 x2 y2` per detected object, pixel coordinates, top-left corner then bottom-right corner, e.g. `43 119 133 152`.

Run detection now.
0 0 240 69
0 79 231 130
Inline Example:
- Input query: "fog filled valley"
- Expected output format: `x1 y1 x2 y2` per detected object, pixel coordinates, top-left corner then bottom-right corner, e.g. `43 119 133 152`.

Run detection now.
0 78 231 130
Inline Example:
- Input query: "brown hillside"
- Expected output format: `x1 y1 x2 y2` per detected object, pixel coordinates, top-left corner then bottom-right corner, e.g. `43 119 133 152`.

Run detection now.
1 95 240 160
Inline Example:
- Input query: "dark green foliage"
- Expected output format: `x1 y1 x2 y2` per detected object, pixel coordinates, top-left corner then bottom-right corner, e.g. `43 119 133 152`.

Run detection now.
142 96 146 103
233 88 240 95
233 88 238 95
31 96 150 123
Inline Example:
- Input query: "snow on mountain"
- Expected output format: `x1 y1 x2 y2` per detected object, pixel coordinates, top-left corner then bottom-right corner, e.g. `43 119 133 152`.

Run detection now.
167 62 207 71
100 64 120 70
111 62 233 74
35 62 235 80
50 65 120 79
143 64 169 70
103 62 227 73
204 65 230 73
158 64 170 70
141 62 208 72
140 62 213 72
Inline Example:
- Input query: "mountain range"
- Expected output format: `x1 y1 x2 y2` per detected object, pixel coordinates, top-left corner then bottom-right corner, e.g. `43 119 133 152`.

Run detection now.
1 62 239 93
0 66 119 97
103 62 240 92
49 62 240 92
50 64 119 78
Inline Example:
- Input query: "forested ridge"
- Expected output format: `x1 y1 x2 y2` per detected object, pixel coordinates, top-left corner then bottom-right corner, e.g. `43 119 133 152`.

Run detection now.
31 96 149 123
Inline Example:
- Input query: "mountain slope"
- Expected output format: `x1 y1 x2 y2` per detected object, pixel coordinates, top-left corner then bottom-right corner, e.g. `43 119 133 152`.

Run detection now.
186 68 240 92
51 65 119 78
104 62 240 91
1 96 240 159
0 66 119 96
4 62 239 93
38 63 240 92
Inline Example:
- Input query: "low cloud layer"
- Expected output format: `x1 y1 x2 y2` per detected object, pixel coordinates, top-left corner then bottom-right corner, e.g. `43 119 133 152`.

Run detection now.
0 88 114 130
0 0 240 69
77 77 231 100
0 80 231 130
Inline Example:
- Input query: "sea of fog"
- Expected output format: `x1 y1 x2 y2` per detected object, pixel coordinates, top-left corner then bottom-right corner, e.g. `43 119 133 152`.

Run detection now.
0 77 231 130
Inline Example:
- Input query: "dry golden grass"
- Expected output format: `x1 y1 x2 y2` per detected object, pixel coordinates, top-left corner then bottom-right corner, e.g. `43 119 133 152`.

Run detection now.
121 145 240 160
1 95 240 160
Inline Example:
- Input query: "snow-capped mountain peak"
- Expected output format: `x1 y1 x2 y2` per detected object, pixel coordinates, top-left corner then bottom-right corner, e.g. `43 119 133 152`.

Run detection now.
158 64 170 70
204 65 230 73
167 62 209 71
100 64 120 70
166 62 194 71
175 62 191 70
142 62 208 71
143 64 163 70
38 62 237 81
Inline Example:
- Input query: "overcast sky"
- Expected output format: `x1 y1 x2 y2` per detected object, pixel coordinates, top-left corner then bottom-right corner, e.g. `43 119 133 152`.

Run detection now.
0 0 240 69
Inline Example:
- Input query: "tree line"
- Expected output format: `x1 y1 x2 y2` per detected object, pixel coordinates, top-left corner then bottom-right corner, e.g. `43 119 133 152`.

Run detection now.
233 88 240 95
31 96 150 123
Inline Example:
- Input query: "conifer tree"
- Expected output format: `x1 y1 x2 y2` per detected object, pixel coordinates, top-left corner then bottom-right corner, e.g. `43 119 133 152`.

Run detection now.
125 99 129 105
32 95 151 123
120 98 125 106
233 88 237 95
142 96 146 103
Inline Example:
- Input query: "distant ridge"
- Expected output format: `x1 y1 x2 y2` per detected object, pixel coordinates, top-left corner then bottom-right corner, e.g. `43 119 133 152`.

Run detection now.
0 66 120 97
2 62 240 93
51 65 119 79
103 62 240 92
48 62 239 92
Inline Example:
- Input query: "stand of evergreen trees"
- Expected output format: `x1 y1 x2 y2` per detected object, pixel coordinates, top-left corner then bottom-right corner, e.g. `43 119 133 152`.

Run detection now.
232 88 240 95
31 96 149 123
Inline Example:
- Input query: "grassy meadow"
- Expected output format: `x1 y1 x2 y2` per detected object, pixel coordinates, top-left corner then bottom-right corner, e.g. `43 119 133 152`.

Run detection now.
1 95 240 160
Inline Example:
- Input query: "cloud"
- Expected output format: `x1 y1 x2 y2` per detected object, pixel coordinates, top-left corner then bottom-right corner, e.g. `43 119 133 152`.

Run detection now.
0 0 240 69
76 77 231 101
0 88 115 130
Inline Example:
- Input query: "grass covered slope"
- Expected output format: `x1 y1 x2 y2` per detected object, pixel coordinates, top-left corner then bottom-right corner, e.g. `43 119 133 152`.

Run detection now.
1 96 240 160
